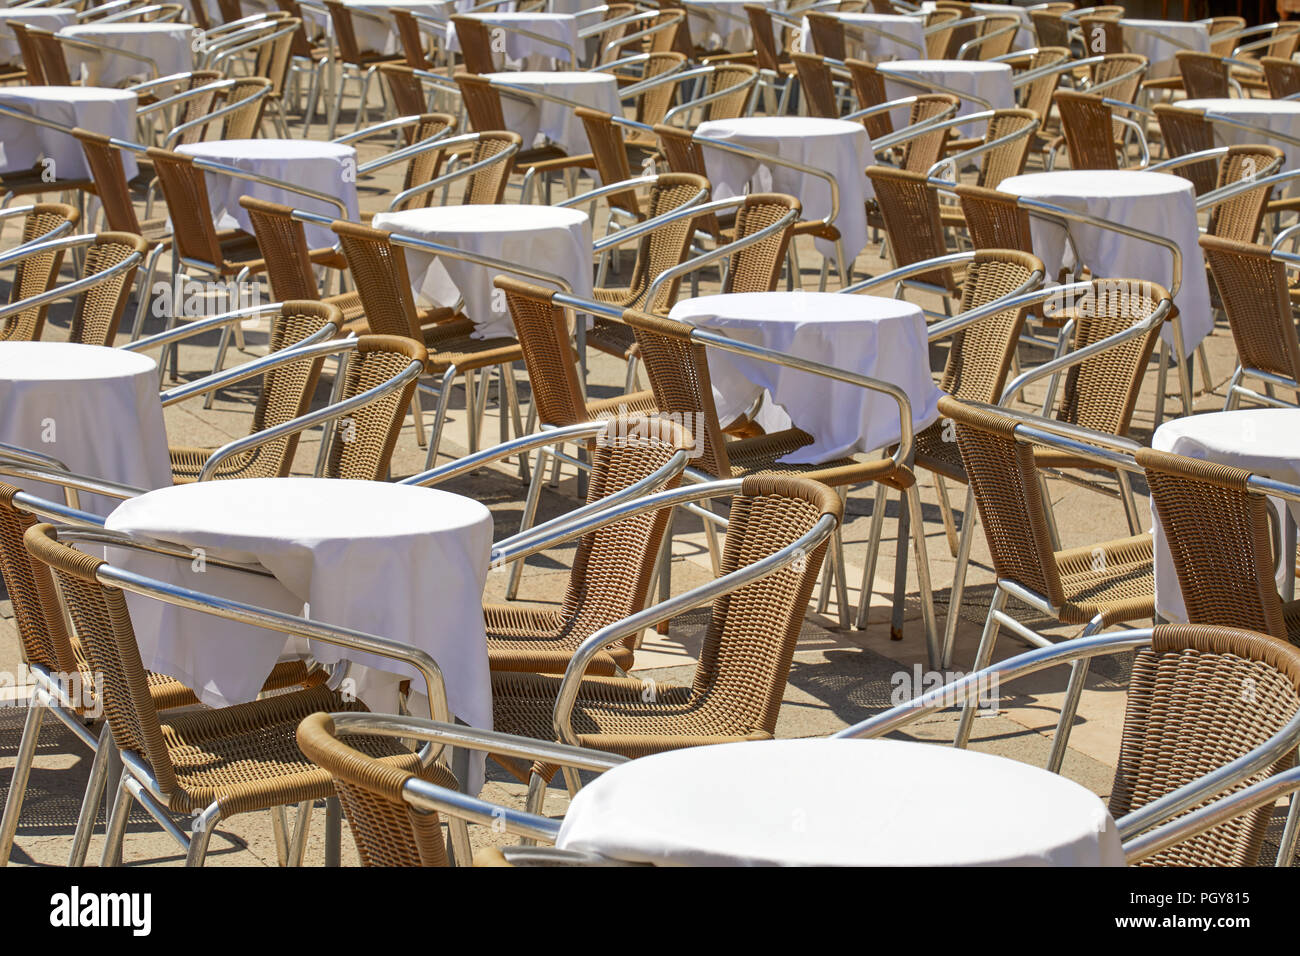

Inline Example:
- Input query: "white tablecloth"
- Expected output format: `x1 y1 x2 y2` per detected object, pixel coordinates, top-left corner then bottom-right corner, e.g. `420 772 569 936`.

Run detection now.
696 116 873 262
683 0 770 52
0 9 76 64
797 12 925 62
484 70 620 154
176 139 359 249
556 738 1125 865
104 478 495 792
881 59 1014 139
0 86 138 180
1174 98 1300 196
449 12 579 68
58 23 194 87
1151 409 1300 623
0 342 171 516
670 291 942 464
1000 169 1214 358
1121 18 1209 79
302 0 449 56
372 204 593 339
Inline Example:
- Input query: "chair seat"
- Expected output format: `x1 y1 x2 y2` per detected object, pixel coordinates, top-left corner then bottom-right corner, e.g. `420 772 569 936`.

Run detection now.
158 683 434 815
585 315 638 360
724 428 902 488
169 444 283 483
913 418 966 482
490 670 770 780
484 604 634 676
0 169 92 197
422 317 523 371
1054 534 1155 626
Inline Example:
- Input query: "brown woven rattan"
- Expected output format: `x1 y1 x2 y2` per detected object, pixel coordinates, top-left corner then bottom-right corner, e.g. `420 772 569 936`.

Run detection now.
845 59 892 139
66 232 148 347
454 73 568 171
866 165 956 293
745 3 797 78
1030 10 1071 48
938 395 1154 627
485 412 692 675
575 108 641 221
391 8 433 70
322 334 428 480
792 52 839 119
1207 16 1246 56
900 93 962 174
1262 55 1300 97
24 27 72 86
168 300 344 482
924 8 961 58
1207 145 1283 244
955 185 1034 253
240 195 361 326
497 276 656 431
1200 233 1300 395
0 203 79 343
1176 50 1231 98
1137 449 1300 644
295 712 458 866
908 249 1044 483
451 14 496 74
1055 89 1122 169
490 475 841 779
1079 15 1124 56
1153 103 1217 196
21 523 424 847
380 62 431 118
804 11 846 60
1110 624 1300 866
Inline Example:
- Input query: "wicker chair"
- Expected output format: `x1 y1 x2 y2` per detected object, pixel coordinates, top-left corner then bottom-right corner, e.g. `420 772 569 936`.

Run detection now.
1200 234 1300 410
955 184 1034 253
391 7 434 70
936 108 1038 232
938 394 1155 769
1079 14 1124 56
1175 50 1232 99
574 108 645 225
18 26 72 86
582 170 714 378
924 8 962 58
744 2 798 106
0 482 317 866
1152 103 1217 196
1205 145 1284 245
317 334 429 481
485 413 693 676
792 52 840 119
1137 448 1300 646
845 59 894 140
622 304 934 640
1207 15 1247 56
804 10 847 61
330 219 524 464
0 202 79 344
379 62 431 118
167 300 344 482
453 72 579 184
21 521 440 867
490 474 841 792
1054 89 1125 169
1262 54 1300 97
1030 9 1072 48
62 232 149 347
450 14 496 74
239 195 362 328
866 165 959 299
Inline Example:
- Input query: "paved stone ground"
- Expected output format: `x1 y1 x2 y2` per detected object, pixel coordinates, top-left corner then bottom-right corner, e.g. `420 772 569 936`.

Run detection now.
0 88 1292 866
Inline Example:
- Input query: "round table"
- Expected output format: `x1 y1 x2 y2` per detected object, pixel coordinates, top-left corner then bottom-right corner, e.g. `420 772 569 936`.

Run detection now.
1174 98 1300 193
372 204 593 339
176 139 359 250
1121 18 1209 79
0 342 171 516
880 59 1014 138
1151 408 1300 623
0 86 138 181
58 23 195 87
797 12 925 62
104 477 495 791
695 116 873 262
555 738 1126 866
669 291 942 464
1000 169 1214 358
484 70 620 155
449 12 580 68
0 9 77 65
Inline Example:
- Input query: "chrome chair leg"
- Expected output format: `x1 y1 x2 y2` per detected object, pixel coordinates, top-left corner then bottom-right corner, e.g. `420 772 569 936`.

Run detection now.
854 483 891 630
100 773 133 867
67 724 116 867
954 588 1007 750
0 695 46 865
324 796 342 867
1046 615 1104 774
